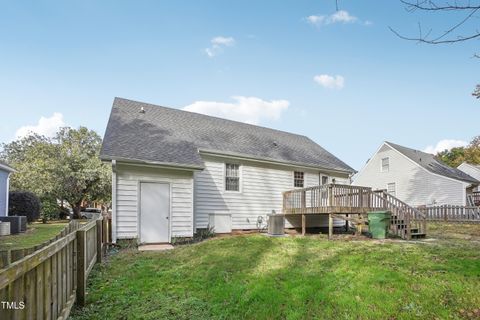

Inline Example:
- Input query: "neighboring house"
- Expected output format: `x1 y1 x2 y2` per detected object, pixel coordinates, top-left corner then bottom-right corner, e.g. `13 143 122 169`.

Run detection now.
457 162 480 192
100 98 355 243
0 161 15 217
353 141 479 207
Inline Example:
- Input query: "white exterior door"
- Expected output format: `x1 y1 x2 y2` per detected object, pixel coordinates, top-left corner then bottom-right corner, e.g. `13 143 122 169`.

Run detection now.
140 182 170 243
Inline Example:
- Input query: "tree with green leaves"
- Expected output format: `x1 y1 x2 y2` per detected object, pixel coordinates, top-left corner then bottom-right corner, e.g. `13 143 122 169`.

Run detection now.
437 135 480 167
1 134 60 220
1 127 111 220
53 127 111 218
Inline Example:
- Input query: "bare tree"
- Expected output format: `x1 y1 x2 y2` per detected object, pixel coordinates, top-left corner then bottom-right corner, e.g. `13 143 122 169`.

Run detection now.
391 1 480 44
390 1 479 99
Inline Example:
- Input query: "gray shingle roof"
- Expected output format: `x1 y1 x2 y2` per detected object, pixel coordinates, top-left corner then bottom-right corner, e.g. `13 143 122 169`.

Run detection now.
386 142 479 184
100 98 355 173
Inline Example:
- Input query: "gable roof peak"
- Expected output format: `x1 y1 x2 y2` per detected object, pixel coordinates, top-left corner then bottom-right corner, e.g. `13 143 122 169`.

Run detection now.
384 141 478 184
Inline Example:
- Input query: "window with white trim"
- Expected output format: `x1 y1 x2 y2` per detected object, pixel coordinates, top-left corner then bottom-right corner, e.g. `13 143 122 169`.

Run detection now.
321 175 329 185
381 157 389 172
294 171 304 188
387 183 396 196
225 163 240 191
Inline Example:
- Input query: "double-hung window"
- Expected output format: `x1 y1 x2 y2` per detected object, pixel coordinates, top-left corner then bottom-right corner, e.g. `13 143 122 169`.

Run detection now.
294 171 304 188
387 183 396 197
225 163 240 191
321 175 329 185
381 157 389 172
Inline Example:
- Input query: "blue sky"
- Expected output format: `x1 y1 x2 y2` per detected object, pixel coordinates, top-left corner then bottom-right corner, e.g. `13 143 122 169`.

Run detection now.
0 0 478 170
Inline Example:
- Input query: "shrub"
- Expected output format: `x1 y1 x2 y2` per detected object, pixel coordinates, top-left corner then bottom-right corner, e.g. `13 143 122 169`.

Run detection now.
40 196 60 223
171 226 216 246
8 191 41 222
194 226 216 241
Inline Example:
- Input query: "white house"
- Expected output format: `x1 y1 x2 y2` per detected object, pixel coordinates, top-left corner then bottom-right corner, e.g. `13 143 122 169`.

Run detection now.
100 98 355 243
457 162 480 192
0 161 15 217
353 141 479 207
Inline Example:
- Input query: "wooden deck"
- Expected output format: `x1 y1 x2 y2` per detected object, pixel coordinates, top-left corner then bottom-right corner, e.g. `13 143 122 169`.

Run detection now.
282 184 427 240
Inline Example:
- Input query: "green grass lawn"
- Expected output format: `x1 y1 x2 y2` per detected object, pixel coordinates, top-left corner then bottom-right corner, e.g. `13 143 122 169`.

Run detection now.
71 224 480 320
0 221 68 250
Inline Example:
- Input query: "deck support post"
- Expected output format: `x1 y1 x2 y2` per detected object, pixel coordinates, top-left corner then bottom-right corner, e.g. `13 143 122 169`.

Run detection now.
328 214 333 240
301 214 306 236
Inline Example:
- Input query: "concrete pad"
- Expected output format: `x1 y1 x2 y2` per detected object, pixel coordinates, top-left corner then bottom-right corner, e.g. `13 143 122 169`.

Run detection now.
138 244 174 251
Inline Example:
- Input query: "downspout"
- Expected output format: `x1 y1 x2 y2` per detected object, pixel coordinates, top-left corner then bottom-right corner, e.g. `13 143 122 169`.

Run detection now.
5 172 11 217
111 160 117 243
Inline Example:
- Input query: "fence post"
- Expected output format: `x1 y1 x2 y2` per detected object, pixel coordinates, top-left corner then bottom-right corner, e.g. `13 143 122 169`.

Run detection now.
96 219 103 263
0 250 10 268
76 229 86 307
102 218 108 255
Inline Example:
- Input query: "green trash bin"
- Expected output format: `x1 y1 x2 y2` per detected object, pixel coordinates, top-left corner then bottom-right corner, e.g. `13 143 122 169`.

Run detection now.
368 211 391 239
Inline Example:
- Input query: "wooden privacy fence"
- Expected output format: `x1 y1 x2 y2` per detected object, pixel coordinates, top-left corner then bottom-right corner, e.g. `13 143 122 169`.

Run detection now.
0 216 112 320
419 205 480 223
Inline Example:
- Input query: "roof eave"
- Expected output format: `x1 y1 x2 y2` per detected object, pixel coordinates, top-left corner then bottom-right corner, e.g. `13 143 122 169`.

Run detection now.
199 149 356 175
99 155 205 171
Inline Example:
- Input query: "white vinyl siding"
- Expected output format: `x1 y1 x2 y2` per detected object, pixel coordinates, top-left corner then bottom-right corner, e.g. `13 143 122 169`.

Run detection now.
0 170 9 216
353 144 468 206
194 155 350 230
114 163 194 240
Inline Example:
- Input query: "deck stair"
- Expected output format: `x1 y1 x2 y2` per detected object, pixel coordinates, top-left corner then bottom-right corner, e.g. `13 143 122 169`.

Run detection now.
282 184 427 240
370 190 427 239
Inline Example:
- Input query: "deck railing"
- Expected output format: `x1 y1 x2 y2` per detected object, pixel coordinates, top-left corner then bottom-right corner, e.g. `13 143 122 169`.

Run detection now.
282 184 373 214
370 190 427 239
282 184 427 239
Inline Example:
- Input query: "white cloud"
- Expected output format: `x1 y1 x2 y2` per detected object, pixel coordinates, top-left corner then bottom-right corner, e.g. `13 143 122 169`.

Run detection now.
183 96 289 125
211 36 235 46
329 10 357 24
15 112 65 139
313 74 345 89
205 36 235 57
306 10 368 27
424 139 468 154
306 15 326 25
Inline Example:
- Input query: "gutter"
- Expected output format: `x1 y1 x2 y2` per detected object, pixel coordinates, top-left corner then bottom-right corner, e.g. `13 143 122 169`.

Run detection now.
99 156 204 171
199 149 356 176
